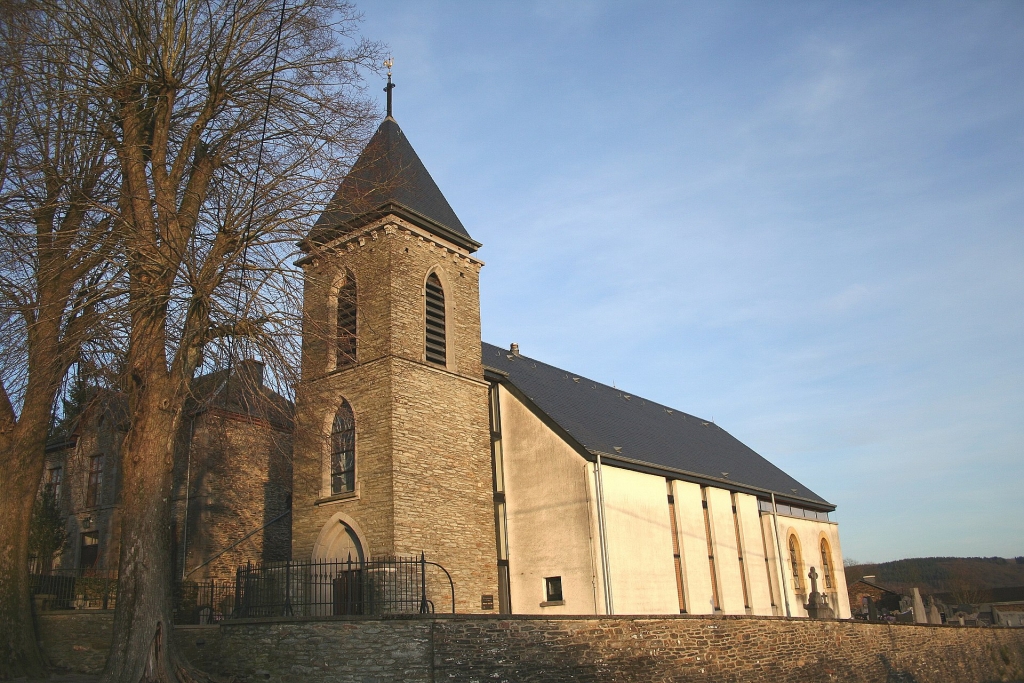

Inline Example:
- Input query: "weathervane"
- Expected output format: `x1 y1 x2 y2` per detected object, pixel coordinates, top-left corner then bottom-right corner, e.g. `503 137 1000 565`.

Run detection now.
384 56 395 118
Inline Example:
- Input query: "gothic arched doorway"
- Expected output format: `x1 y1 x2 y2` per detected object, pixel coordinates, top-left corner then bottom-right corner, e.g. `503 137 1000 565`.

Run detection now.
312 514 366 564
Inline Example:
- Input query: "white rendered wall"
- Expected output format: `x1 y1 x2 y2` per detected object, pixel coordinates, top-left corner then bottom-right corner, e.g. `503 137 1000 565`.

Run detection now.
599 466 679 614
703 487 746 615
498 387 600 615
670 481 715 615
734 493 776 616
761 513 790 616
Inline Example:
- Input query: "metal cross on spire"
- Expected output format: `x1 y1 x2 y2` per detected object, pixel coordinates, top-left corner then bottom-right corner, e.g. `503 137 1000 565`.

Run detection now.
384 57 395 118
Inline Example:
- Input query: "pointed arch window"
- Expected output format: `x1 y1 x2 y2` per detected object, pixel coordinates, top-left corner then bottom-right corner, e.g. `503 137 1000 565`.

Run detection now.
336 272 357 368
820 538 834 589
424 273 446 365
331 401 355 495
789 534 803 591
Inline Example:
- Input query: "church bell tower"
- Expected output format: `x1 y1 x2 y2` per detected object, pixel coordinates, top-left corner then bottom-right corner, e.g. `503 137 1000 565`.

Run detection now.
290 77 497 613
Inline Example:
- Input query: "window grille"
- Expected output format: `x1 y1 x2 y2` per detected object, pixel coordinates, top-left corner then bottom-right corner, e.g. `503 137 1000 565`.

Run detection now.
336 273 357 367
86 456 103 507
331 402 355 495
424 273 446 365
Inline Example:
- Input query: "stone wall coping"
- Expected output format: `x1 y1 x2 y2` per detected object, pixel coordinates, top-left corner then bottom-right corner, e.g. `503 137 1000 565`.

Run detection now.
35 609 984 631
212 612 974 629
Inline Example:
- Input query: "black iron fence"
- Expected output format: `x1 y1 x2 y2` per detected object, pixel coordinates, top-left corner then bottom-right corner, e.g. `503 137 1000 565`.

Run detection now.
235 555 455 618
173 580 236 624
29 555 454 621
29 570 118 611
30 571 231 624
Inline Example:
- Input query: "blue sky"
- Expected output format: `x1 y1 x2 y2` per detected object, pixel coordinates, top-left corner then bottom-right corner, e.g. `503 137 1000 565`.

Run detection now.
355 1 1024 563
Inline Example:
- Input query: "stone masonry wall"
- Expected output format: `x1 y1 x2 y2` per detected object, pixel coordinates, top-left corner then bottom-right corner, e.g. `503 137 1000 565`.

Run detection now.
174 409 293 581
37 611 115 674
38 611 1024 682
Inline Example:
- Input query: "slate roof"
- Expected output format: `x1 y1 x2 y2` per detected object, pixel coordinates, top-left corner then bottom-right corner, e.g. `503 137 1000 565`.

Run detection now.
305 117 478 252
189 360 293 430
482 342 832 509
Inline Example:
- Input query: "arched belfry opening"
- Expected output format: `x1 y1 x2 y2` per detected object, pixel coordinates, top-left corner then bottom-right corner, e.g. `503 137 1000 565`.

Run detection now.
336 270 357 368
424 272 446 365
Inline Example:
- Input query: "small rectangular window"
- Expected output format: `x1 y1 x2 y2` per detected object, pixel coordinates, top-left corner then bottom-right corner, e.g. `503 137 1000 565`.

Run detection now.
545 576 563 602
86 455 103 507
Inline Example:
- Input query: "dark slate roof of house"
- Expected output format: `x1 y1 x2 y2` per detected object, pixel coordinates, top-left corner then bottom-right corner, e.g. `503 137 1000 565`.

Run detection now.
305 117 477 252
849 578 901 596
482 342 832 508
189 359 294 430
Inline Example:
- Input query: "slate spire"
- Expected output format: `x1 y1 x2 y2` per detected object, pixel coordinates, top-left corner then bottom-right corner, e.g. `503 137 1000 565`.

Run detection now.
305 68 477 253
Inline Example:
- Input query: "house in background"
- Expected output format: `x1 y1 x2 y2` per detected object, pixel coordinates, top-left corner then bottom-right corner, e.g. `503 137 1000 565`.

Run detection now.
847 576 904 619
40 360 292 582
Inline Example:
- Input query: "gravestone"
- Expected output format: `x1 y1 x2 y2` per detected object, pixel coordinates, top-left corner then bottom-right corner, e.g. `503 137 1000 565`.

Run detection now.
803 566 836 619
927 596 943 625
912 587 928 624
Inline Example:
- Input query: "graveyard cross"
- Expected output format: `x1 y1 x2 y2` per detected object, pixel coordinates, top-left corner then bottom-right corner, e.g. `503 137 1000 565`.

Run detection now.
808 566 819 595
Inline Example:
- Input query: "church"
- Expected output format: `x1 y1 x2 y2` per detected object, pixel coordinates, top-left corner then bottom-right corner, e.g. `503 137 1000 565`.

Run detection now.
287 85 851 619
39 88 850 620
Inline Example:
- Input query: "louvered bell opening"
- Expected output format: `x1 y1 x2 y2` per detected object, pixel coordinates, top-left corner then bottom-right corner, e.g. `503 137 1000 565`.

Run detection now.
425 274 446 365
336 278 357 367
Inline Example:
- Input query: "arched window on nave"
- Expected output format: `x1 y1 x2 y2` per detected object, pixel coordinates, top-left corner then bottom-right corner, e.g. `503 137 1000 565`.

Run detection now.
789 534 803 592
820 538 834 590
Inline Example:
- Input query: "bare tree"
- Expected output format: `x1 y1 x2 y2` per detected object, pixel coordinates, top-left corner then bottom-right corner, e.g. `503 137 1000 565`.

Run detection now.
34 0 383 679
0 2 120 676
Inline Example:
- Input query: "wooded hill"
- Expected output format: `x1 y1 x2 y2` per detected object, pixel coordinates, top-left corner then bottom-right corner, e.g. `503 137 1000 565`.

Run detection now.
845 557 1024 598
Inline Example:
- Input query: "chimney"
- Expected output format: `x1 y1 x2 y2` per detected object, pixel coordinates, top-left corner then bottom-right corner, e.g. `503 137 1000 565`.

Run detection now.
510 343 520 356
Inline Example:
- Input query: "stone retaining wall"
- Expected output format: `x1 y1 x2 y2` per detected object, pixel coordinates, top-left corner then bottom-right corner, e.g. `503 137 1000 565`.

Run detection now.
38 612 1024 682
37 611 114 675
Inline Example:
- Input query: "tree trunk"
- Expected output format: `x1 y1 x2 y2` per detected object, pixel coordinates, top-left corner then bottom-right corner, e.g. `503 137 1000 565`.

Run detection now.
102 319 209 683
0 410 59 678
0 309 71 679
